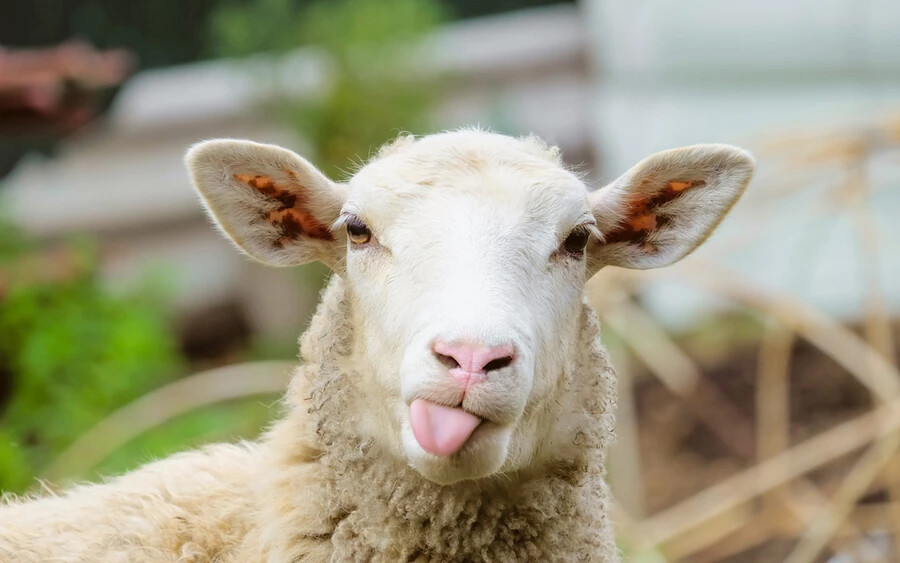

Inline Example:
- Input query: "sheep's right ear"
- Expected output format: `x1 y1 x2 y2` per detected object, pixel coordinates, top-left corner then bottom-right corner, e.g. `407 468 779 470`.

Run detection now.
186 139 346 268
587 144 754 271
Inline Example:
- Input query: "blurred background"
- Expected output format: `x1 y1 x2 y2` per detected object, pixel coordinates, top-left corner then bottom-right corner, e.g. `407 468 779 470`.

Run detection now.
0 0 898 561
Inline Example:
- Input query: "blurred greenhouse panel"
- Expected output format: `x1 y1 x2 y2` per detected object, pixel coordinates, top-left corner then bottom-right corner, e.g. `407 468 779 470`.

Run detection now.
585 0 900 325
583 1 900 560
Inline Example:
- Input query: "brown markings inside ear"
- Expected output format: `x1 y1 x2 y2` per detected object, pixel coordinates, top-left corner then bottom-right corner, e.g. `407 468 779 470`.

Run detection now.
603 180 705 246
234 173 334 246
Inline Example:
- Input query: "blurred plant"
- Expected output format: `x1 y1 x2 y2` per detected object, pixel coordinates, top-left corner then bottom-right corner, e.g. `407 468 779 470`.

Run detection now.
0 216 31 261
208 0 313 57
209 0 446 176
0 218 183 492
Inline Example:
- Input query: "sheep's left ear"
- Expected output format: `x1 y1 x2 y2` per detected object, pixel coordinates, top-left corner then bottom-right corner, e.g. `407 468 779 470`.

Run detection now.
587 144 754 271
186 139 346 268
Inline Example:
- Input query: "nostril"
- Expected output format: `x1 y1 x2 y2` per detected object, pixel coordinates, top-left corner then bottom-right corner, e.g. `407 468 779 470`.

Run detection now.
432 340 516 375
483 356 514 372
434 352 461 370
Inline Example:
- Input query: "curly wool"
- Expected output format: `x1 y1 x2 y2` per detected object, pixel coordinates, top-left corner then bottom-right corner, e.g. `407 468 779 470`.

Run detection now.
0 276 619 562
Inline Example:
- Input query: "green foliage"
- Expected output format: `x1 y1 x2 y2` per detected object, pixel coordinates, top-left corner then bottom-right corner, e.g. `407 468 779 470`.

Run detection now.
301 0 445 53
0 223 183 493
208 0 312 58
0 219 32 262
210 0 446 176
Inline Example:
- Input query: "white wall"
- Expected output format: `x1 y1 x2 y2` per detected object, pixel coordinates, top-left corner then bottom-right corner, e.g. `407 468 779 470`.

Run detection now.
584 0 900 324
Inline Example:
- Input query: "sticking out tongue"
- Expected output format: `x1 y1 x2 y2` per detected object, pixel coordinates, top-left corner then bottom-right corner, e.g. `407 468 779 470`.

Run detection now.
409 399 482 456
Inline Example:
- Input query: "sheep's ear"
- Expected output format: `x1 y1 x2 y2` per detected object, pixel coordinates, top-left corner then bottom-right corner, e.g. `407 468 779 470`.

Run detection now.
587 144 754 271
186 139 345 268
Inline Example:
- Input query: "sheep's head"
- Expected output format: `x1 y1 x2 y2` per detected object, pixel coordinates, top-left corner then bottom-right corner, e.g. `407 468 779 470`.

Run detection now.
186 130 753 485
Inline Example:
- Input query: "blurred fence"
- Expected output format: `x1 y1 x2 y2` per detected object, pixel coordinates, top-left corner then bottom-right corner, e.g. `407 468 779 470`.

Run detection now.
600 116 900 562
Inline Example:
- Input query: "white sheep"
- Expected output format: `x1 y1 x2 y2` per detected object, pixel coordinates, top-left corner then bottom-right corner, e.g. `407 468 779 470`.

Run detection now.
0 129 754 561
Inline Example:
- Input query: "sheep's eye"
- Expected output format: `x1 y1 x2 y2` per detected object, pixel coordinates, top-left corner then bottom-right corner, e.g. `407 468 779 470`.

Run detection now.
561 227 590 257
346 217 372 245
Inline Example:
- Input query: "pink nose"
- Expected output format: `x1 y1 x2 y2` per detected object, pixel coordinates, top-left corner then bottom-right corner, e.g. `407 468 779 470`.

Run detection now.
432 340 515 376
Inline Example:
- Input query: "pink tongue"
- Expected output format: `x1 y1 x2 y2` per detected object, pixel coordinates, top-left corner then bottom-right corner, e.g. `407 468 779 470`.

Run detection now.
409 399 482 456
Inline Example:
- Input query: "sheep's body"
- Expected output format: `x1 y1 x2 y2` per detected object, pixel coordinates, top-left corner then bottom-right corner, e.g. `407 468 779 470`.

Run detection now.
0 129 754 561
0 277 618 561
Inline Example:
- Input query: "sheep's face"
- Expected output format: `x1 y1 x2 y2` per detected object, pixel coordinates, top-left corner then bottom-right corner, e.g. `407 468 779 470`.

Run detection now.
340 134 595 484
187 130 754 485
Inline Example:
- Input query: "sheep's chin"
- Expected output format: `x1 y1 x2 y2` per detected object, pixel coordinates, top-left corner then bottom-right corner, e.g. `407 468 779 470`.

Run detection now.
401 422 513 485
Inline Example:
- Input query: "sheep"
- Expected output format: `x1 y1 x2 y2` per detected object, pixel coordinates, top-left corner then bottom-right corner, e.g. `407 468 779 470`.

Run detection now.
0 129 754 561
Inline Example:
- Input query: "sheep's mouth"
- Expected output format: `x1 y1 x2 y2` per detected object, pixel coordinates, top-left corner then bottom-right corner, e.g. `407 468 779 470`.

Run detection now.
409 399 484 457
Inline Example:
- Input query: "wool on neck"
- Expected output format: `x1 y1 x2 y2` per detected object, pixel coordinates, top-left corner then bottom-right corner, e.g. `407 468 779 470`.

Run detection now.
257 276 619 561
